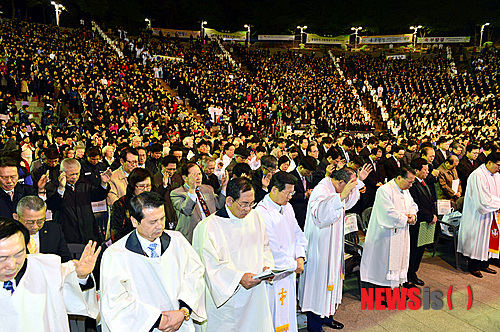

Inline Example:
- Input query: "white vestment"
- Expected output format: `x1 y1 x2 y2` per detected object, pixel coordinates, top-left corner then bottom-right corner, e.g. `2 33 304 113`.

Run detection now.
192 207 274 332
458 164 500 260
360 180 418 288
100 230 206 332
255 195 307 332
0 254 98 332
298 177 360 318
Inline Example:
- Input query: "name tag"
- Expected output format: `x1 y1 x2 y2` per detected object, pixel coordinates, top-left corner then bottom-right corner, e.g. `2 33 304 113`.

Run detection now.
84 172 91 176
92 199 107 212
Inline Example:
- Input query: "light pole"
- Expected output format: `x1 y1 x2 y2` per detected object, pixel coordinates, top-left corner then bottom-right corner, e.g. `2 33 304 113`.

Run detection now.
50 1 65 26
244 24 251 47
297 25 307 46
201 20 207 40
480 23 490 52
351 26 362 51
145 18 151 29
410 25 422 51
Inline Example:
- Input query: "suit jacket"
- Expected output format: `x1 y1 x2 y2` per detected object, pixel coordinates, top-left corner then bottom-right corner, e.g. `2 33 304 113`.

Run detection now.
107 166 128 205
289 169 311 230
433 149 448 169
456 157 477 194
312 158 328 187
46 178 110 244
436 164 461 200
359 146 371 160
0 183 36 219
383 157 399 181
170 184 225 243
409 179 437 224
36 222 72 262
202 173 220 193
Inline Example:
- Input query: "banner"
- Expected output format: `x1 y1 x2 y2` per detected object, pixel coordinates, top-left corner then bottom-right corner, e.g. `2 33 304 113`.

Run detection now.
258 35 295 41
152 28 200 38
205 29 246 41
386 55 406 60
417 36 471 44
360 34 413 44
154 55 184 62
306 34 350 45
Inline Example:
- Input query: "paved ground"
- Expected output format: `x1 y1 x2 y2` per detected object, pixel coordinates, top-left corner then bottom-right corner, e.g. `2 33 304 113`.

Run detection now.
300 249 500 332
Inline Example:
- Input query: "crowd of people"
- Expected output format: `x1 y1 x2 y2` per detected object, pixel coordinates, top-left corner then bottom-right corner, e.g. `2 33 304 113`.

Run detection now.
1 18 500 332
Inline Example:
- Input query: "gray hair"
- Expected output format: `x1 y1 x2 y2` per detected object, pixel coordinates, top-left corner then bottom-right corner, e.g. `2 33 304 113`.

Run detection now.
200 156 215 169
60 158 81 171
16 195 47 217
331 167 356 182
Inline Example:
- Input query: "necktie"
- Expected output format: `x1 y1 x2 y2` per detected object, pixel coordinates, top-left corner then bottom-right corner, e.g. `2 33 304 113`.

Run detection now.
148 243 159 258
27 234 38 254
397 160 400 167
196 188 211 217
3 281 14 294
302 176 307 191
7 191 13 201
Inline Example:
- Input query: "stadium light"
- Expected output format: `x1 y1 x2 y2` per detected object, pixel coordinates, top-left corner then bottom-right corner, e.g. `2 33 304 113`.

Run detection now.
244 24 251 47
410 25 422 51
297 26 307 46
201 20 208 39
50 1 66 27
480 23 490 52
351 27 362 51
145 18 151 29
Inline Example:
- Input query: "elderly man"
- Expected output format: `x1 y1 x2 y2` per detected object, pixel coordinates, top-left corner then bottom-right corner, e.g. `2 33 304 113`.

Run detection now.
0 157 48 219
100 192 206 332
192 177 274 332
436 155 462 209
107 147 138 205
13 195 72 262
299 167 365 331
201 156 220 193
171 163 227 243
458 153 500 278
255 172 307 332
0 218 100 331
361 167 418 289
46 158 111 244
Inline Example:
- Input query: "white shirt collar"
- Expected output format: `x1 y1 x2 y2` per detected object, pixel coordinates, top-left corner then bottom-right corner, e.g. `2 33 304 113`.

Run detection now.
135 230 161 257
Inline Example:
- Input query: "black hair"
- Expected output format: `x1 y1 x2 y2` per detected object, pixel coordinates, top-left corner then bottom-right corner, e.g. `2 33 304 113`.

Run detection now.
233 163 252 178
129 192 165 224
161 155 178 167
0 217 29 245
226 177 254 200
299 156 317 172
120 147 138 161
269 171 297 192
331 167 356 182
126 168 153 195
410 158 428 172
486 152 500 164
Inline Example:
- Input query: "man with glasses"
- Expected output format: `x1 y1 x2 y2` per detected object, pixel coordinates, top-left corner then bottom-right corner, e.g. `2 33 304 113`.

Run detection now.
107 148 138 205
31 147 60 191
0 157 49 219
458 152 500 278
361 167 418 290
192 177 275 332
253 155 278 204
255 172 307 332
13 195 71 262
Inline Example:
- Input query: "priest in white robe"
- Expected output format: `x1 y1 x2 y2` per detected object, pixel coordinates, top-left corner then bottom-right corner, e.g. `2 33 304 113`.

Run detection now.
299 166 367 332
192 177 275 332
0 218 100 332
360 167 418 289
458 153 500 277
100 192 206 332
255 172 307 332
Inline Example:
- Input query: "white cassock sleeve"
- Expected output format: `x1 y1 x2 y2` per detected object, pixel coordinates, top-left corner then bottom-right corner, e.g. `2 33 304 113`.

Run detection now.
294 221 307 260
309 184 359 229
100 252 162 331
471 172 500 214
193 221 245 308
375 186 408 229
61 261 99 318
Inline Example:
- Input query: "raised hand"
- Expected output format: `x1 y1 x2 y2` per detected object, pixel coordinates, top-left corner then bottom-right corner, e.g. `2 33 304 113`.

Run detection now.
74 241 101 279
358 163 373 181
38 170 50 191
340 178 358 201
100 168 112 185
58 171 67 191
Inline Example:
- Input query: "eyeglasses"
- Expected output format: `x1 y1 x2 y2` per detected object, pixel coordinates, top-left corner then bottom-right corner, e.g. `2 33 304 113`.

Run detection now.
126 160 138 165
281 190 296 198
235 200 256 209
23 218 46 226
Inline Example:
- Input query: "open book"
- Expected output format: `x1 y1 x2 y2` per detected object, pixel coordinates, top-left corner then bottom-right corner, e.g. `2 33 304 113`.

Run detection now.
252 265 296 280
